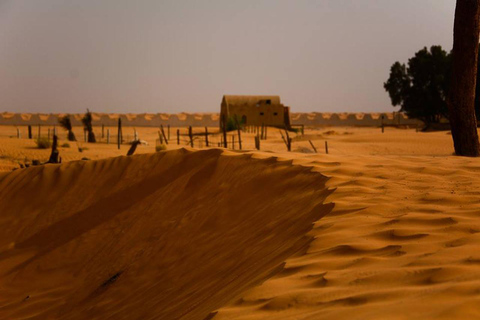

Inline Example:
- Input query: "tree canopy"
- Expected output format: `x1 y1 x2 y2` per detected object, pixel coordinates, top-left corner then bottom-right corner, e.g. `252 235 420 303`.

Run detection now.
384 46 452 126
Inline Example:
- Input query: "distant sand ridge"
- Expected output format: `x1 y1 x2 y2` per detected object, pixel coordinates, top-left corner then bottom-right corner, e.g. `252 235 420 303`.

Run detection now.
0 112 421 127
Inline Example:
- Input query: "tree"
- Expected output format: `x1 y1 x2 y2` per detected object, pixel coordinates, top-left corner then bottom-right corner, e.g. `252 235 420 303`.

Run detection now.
384 46 451 128
82 109 96 143
447 0 480 157
58 115 76 141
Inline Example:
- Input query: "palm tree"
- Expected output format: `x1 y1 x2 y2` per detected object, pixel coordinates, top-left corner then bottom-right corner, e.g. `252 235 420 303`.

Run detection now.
58 115 76 141
82 109 96 143
447 0 480 156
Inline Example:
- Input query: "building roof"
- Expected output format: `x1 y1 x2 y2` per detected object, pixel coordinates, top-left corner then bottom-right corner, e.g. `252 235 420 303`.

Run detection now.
223 95 281 107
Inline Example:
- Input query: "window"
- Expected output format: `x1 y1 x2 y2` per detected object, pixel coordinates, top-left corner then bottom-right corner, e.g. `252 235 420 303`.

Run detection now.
260 112 264 116
266 99 271 105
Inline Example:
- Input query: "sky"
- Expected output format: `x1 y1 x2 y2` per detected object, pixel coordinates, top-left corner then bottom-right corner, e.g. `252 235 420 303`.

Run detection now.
0 0 456 114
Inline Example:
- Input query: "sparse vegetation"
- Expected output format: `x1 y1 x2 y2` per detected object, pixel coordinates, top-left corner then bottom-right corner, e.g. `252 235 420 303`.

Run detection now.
58 115 76 141
156 144 167 152
82 109 96 143
61 143 70 148
226 116 244 131
35 137 51 149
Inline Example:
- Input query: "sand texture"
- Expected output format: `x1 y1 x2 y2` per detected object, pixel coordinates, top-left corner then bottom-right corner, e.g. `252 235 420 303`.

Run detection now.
0 126 480 319
0 149 332 320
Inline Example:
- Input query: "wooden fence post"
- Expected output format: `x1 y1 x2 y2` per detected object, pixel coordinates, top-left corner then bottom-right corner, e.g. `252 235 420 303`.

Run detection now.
117 118 122 150
188 126 194 147
325 141 329 154
284 127 291 151
205 127 209 147
160 125 168 144
222 114 227 148
177 129 180 145
232 135 235 150
16 128 20 139
158 130 163 144
107 129 110 144
237 127 242 150
28 125 32 139
255 134 260 150
308 140 317 153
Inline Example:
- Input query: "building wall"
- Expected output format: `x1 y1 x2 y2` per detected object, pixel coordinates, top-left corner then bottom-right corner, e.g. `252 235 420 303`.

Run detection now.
224 103 287 127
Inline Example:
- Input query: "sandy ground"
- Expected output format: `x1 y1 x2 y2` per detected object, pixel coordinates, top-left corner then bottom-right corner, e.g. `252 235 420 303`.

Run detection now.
1 125 480 319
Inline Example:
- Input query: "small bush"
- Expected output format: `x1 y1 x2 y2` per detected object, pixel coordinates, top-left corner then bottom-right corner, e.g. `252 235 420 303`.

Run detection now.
61 143 70 148
35 137 51 149
156 144 167 152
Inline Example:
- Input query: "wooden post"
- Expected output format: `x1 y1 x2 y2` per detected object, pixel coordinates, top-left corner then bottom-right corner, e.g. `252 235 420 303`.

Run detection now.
188 126 194 147
127 141 141 156
264 125 267 140
222 114 227 148
325 141 329 154
255 134 260 150
28 125 32 139
160 125 168 144
284 127 291 151
177 129 180 145
232 135 235 150
107 129 110 144
16 127 20 139
117 118 122 150
158 130 164 144
205 127 209 147
308 140 317 153
47 135 60 163
237 127 242 150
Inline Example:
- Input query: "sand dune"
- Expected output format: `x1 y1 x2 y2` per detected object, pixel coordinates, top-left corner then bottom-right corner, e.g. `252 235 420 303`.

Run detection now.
0 149 332 320
214 153 480 319
1 126 480 319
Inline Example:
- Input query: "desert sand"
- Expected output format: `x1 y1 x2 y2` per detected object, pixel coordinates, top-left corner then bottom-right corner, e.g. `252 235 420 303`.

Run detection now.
1 124 480 319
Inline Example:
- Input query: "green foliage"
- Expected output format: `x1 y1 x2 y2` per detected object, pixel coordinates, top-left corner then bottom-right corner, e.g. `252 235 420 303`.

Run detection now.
35 137 51 149
226 116 244 131
384 46 451 126
81 109 96 142
156 144 167 152
59 115 73 131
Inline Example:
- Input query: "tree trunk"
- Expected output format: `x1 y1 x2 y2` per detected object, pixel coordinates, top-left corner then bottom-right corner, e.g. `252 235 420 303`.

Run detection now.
447 0 480 156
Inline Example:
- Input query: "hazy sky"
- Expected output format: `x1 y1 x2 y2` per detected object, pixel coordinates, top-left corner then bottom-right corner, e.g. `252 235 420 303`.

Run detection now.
0 0 456 114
